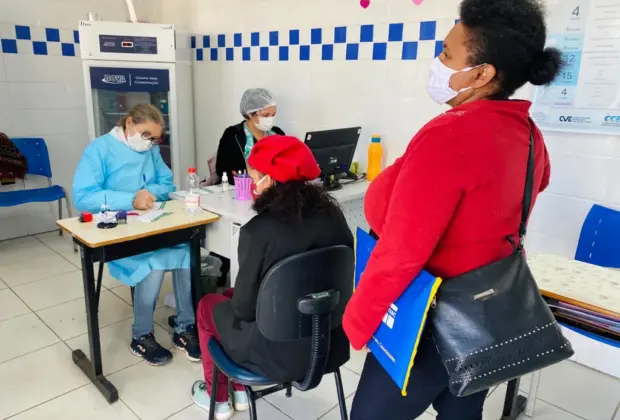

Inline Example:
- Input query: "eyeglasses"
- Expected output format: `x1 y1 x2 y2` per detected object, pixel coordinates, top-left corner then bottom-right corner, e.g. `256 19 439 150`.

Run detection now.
134 124 163 143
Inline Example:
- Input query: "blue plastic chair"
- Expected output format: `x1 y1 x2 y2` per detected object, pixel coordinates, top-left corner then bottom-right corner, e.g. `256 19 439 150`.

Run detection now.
575 204 620 268
0 138 73 238
207 246 354 420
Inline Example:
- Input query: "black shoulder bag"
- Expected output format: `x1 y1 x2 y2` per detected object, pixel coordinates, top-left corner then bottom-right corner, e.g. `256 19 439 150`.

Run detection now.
430 122 574 397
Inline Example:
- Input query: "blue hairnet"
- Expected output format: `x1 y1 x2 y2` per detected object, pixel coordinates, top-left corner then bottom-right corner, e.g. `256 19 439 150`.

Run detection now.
240 88 276 118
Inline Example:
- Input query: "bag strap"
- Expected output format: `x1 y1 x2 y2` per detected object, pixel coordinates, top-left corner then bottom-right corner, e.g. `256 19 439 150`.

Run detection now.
517 120 536 250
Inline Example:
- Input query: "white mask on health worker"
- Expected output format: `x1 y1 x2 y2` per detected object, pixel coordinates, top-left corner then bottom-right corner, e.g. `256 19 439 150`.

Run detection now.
255 116 276 132
126 124 154 153
426 57 485 105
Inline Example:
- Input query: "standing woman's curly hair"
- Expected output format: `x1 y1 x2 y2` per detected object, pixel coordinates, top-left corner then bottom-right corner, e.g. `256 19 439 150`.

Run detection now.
459 0 563 98
253 181 342 223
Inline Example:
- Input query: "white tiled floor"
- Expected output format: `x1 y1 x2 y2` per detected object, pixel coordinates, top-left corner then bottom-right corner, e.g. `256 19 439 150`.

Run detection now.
0 232 619 420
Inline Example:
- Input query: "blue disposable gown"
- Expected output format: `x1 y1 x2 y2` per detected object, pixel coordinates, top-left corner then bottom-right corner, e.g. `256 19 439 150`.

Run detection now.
73 132 189 286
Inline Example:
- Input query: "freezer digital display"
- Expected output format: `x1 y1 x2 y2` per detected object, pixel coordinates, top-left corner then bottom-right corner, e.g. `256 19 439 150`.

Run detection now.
99 35 158 55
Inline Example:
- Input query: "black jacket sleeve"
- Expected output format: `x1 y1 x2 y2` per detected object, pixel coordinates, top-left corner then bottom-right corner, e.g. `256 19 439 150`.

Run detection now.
231 227 264 323
273 126 285 135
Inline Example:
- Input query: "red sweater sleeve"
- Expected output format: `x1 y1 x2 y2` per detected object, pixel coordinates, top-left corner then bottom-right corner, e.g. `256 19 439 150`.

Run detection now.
343 128 466 350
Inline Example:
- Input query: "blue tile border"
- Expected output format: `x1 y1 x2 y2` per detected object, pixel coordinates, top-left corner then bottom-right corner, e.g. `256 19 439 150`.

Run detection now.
0 24 81 57
335 27 347 44
0 20 455 61
289 30 300 46
311 28 322 45
191 19 456 62
346 43 359 61
419 21 437 41
360 25 374 43
251 32 260 47
33 41 48 55
402 41 418 60
1 39 18 54
45 28 61 42
15 25 31 40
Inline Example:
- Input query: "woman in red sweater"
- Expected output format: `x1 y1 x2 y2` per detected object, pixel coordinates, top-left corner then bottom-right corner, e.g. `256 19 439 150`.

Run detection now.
343 0 561 418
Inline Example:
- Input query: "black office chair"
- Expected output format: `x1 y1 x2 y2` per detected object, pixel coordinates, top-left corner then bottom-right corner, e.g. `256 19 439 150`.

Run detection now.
207 245 354 420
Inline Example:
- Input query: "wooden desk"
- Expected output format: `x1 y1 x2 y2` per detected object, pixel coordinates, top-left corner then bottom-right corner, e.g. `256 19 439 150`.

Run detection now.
57 200 219 403
502 254 620 419
531 253 620 317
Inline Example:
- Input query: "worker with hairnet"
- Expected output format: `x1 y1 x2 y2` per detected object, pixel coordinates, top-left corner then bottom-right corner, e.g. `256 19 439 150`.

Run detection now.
215 88 285 184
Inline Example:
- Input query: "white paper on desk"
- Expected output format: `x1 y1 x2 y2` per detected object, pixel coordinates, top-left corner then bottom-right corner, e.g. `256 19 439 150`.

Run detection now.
153 202 164 210
138 210 164 223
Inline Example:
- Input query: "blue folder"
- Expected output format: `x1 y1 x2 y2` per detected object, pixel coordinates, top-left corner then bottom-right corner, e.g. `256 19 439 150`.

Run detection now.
354 228 442 396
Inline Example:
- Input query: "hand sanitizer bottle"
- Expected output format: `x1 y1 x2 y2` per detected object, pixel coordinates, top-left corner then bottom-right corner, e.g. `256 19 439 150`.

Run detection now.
222 172 230 192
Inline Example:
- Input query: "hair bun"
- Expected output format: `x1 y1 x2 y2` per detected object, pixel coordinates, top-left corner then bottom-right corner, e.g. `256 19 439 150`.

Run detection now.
528 47 563 86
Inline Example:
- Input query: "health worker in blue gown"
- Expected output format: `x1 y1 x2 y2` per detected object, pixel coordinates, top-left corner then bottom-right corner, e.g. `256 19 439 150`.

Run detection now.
73 103 200 366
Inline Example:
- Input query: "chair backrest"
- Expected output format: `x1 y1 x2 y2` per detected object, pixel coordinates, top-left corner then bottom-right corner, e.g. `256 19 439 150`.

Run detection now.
255 245 354 342
12 138 52 178
575 204 620 268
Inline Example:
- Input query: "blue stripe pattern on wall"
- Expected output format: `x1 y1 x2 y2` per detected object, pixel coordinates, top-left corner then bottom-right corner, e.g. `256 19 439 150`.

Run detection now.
0 24 80 57
191 19 458 62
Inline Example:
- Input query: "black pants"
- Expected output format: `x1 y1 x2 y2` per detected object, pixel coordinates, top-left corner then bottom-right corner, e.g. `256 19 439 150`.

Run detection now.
351 335 488 420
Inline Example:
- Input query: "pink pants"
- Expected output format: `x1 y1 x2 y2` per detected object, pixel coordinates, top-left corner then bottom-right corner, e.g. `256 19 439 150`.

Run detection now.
197 290 245 402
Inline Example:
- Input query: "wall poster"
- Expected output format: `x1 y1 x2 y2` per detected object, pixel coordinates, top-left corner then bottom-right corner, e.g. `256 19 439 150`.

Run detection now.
531 0 620 135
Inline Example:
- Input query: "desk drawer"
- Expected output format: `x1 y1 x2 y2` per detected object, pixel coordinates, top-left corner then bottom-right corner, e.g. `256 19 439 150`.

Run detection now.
205 219 231 258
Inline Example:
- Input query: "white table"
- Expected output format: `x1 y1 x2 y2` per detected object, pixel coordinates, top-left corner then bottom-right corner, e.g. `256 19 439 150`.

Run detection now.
171 181 370 283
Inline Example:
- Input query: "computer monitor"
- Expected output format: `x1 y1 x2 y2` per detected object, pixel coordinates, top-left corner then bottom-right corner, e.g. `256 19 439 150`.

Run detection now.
304 127 361 191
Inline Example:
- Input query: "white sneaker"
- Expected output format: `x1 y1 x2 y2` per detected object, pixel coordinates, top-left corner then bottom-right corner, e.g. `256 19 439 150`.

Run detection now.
191 381 234 420
233 389 249 411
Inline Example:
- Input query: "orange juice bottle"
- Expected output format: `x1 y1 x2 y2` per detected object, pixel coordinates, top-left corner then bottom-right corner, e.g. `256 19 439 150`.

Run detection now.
367 134 383 181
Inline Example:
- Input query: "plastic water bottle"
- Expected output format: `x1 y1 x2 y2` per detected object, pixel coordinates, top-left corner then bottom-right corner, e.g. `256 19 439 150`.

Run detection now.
185 168 201 216
221 172 230 192
367 134 383 181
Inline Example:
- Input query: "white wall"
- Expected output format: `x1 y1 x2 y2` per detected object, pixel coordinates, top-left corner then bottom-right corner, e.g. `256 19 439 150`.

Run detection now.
3 0 619 258
189 0 456 171
0 0 172 240
526 130 620 257
184 0 620 260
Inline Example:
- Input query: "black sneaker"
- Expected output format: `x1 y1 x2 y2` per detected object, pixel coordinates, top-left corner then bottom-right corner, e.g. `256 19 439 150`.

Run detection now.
173 325 202 362
130 333 173 366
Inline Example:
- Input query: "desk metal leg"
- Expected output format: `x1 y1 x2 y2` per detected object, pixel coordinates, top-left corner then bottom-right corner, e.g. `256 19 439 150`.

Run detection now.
501 378 527 420
73 245 118 403
189 232 202 309
525 371 541 417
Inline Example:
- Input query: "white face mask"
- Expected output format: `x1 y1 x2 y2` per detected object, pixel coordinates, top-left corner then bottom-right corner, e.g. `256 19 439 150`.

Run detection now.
252 175 269 199
255 116 275 132
426 57 479 105
126 124 153 153
127 134 153 152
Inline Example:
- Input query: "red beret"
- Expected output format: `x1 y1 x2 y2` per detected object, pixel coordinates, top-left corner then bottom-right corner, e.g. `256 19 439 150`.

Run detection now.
248 135 321 182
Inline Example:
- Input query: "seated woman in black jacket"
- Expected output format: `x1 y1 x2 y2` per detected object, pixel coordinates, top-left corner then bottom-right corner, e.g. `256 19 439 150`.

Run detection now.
215 88 285 184
192 135 353 419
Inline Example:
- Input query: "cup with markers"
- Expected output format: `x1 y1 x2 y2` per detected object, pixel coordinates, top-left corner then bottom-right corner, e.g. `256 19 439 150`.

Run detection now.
234 170 252 201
